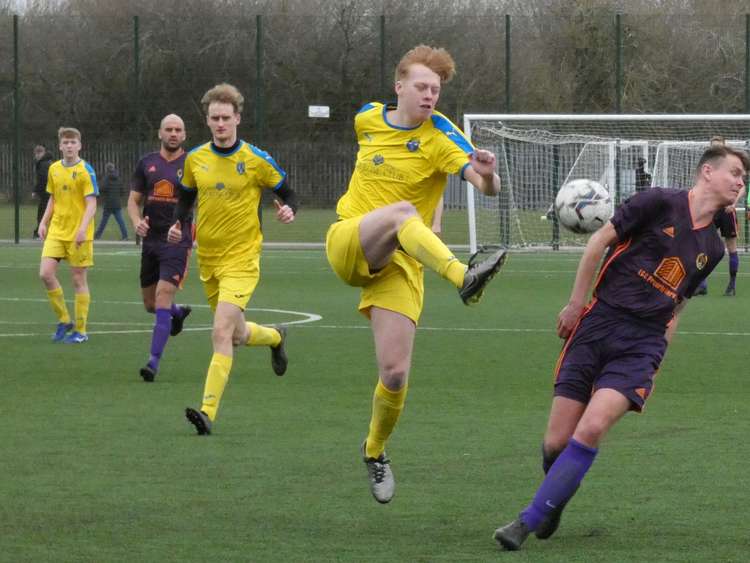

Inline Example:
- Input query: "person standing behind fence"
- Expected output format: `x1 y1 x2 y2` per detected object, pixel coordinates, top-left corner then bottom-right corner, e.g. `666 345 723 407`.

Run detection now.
94 162 129 240
32 145 54 239
38 127 98 344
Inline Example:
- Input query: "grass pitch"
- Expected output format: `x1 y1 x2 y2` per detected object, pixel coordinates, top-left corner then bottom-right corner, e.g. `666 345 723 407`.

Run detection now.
0 243 747 562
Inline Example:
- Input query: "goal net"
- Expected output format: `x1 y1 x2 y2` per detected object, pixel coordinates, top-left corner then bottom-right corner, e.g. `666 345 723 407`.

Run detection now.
462 114 750 252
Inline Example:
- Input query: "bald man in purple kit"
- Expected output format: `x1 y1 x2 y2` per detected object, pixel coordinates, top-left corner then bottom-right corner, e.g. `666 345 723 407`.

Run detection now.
127 114 193 382
494 144 749 551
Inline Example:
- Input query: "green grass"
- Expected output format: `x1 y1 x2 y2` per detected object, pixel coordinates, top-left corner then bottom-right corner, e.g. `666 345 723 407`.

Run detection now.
0 244 748 562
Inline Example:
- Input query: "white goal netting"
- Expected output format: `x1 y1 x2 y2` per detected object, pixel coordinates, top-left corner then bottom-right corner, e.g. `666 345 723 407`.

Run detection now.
462 114 750 251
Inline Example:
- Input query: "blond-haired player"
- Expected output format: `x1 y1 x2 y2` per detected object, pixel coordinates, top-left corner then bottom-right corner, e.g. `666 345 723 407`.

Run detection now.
168 83 297 435
326 45 506 503
38 127 98 343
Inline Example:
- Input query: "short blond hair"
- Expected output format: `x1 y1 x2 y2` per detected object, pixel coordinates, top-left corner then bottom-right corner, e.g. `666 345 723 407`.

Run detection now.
395 45 456 83
58 127 81 141
201 83 244 114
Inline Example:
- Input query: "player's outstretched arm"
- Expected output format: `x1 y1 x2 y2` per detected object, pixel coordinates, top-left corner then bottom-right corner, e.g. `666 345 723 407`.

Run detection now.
557 221 618 339
464 149 501 196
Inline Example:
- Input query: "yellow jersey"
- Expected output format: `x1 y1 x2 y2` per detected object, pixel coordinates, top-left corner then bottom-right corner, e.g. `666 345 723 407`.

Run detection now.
181 141 286 266
336 102 474 225
45 159 99 241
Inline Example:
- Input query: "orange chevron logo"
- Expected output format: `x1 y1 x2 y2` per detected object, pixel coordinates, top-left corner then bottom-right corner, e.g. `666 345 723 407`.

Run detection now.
654 257 686 290
662 226 675 237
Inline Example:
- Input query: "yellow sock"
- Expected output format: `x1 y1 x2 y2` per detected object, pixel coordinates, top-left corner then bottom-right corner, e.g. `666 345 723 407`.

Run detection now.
365 380 408 459
74 293 90 334
47 287 71 324
246 322 281 347
201 352 233 421
397 216 466 287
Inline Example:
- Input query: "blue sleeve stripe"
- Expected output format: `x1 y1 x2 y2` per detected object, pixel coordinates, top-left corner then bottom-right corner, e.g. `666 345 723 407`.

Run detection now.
431 114 474 154
249 143 287 179
459 162 471 180
357 102 376 114
84 161 100 195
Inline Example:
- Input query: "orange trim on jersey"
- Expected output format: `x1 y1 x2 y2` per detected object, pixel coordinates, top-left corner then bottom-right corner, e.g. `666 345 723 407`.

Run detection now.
553 298 598 381
593 238 632 291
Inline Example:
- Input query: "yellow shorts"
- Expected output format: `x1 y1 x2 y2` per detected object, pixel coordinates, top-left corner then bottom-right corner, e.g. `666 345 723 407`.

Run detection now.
41 238 94 268
326 217 424 323
199 256 260 311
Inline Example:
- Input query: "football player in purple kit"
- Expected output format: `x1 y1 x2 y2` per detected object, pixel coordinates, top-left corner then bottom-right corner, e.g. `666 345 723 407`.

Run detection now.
493 144 749 551
694 136 743 296
127 114 193 382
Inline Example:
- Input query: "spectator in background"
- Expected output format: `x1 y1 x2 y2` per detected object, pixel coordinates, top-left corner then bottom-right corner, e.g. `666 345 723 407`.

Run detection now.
94 162 129 240
32 144 54 239
634 157 651 193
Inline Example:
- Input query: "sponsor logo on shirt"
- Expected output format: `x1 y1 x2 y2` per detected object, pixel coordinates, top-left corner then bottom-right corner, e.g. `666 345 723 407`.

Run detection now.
364 132 373 143
662 226 675 237
148 165 157 173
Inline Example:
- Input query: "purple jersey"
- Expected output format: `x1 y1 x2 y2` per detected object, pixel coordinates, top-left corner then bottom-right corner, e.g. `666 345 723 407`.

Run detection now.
131 152 191 245
594 188 725 326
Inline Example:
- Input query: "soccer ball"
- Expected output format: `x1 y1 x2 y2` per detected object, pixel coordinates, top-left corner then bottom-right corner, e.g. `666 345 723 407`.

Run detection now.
554 179 613 234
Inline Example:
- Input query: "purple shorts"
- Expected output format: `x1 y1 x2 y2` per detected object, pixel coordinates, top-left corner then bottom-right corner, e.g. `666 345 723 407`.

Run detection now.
140 240 191 289
554 299 667 412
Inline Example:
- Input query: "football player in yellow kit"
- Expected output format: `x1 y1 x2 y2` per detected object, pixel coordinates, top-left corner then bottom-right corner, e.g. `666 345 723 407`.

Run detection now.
326 45 506 503
39 127 98 344
168 83 298 435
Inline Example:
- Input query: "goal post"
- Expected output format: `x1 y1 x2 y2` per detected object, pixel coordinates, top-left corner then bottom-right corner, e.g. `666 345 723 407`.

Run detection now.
461 114 750 253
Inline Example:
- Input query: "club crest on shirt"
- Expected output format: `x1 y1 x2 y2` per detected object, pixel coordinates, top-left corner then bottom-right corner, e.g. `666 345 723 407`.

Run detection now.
373 155 384 166
696 253 708 270
215 182 225 191
406 139 420 152
236 162 246 174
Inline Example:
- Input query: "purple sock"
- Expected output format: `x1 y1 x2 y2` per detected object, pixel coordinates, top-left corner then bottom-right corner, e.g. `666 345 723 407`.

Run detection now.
520 438 598 531
148 308 172 370
729 252 739 285
170 303 182 317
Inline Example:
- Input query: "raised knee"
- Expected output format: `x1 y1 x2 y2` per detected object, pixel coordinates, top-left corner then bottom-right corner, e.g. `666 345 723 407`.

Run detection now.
393 201 418 222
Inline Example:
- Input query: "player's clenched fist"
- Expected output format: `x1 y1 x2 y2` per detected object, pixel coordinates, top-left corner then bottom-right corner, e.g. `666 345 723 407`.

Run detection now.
167 221 182 244
274 199 295 224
